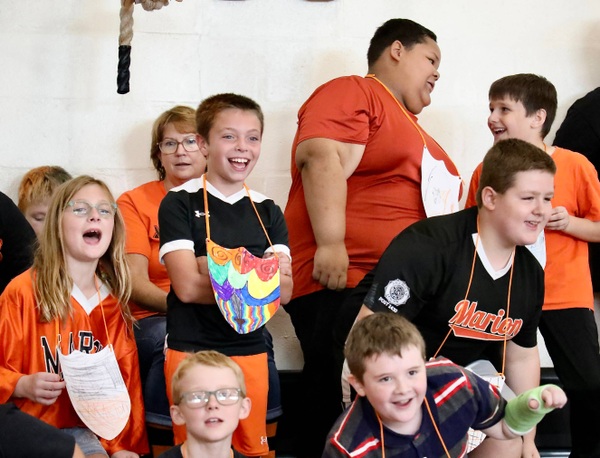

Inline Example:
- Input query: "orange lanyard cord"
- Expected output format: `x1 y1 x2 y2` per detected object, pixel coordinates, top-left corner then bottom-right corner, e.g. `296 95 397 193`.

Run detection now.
433 218 514 377
55 275 112 360
94 275 112 349
366 74 427 146
376 399 451 458
202 176 277 255
424 397 451 458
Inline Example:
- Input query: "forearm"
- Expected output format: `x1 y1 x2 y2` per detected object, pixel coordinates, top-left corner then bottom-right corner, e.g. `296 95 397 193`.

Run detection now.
172 274 216 304
505 345 540 395
301 157 347 248
563 216 600 242
505 345 541 450
165 253 216 304
130 279 168 313
280 273 293 305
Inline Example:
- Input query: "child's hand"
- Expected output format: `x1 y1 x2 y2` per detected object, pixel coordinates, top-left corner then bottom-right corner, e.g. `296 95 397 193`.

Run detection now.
545 206 570 231
265 251 292 277
530 384 568 410
14 372 65 405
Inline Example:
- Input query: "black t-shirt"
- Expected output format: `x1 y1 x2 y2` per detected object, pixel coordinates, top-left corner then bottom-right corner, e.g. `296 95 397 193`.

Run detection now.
363 207 544 368
158 444 249 458
158 178 289 356
0 192 35 294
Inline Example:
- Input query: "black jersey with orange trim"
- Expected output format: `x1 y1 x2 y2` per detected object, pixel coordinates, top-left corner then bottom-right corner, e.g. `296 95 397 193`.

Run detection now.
158 177 289 357
365 206 544 368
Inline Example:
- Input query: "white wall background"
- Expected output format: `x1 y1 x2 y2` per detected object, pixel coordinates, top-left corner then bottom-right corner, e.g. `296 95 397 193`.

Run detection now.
1 0 599 370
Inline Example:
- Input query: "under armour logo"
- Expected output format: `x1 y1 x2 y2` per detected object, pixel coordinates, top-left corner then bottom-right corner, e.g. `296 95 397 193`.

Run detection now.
194 211 206 218
260 436 268 445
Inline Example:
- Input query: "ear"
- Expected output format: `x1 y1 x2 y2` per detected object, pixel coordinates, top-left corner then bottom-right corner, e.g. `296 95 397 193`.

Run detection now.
530 108 547 132
197 134 209 159
480 186 498 210
348 373 366 397
170 405 187 426
388 40 405 63
238 397 251 420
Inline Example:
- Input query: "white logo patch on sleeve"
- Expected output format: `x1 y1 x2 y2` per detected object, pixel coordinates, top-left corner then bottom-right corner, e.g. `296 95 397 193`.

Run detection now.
384 279 410 306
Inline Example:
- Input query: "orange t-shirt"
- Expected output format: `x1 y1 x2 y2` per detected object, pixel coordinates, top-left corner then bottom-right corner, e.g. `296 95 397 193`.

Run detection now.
284 76 461 298
466 147 600 311
117 180 169 320
0 270 148 455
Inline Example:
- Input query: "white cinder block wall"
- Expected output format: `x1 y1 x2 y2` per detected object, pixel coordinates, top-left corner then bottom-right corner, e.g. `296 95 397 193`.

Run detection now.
2 0 599 370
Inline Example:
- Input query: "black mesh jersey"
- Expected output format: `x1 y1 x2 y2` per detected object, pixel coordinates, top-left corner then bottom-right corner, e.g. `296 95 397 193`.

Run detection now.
365 206 544 368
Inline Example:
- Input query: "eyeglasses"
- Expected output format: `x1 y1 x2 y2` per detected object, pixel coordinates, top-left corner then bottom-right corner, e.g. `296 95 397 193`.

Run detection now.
178 388 242 408
67 200 117 219
157 136 199 155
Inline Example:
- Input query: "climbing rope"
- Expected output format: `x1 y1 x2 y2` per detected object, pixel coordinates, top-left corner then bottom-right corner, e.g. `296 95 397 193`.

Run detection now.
117 0 182 94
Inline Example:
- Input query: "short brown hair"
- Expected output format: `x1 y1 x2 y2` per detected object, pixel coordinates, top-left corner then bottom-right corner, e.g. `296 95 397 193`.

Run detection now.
489 73 557 138
171 350 246 404
150 105 197 181
345 313 426 383
18 166 72 212
475 138 556 208
196 93 264 141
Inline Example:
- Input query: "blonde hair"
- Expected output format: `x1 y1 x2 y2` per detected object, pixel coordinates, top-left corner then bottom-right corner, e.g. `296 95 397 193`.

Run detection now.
171 350 246 403
18 166 72 212
33 175 132 325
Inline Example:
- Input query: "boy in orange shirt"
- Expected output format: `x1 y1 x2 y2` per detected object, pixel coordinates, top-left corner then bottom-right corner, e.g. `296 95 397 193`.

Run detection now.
466 73 600 457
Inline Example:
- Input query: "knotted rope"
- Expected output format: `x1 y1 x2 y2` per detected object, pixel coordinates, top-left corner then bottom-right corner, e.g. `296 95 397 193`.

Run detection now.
117 0 180 94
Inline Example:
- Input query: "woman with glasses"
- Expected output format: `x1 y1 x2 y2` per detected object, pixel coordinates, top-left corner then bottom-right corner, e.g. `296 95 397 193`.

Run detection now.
117 106 206 428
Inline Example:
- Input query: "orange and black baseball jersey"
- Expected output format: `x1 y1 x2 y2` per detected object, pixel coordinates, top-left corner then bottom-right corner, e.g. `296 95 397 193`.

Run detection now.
364 207 544 368
0 269 148 456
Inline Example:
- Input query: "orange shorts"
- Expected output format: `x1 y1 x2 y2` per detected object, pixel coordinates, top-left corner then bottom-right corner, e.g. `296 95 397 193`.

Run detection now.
165 348 269 457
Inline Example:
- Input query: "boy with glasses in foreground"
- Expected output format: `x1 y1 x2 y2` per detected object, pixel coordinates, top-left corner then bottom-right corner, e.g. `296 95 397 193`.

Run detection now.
159 351 251 458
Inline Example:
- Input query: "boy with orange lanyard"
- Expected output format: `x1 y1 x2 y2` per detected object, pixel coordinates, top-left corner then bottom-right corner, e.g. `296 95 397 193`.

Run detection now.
325 313 567 458
466 73 600 457
158 93 292 457
284 19 462 455
345 138 556 457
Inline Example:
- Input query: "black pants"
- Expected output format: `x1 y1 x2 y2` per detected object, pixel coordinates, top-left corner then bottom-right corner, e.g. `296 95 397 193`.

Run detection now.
539 308 600 458
284 288 352 458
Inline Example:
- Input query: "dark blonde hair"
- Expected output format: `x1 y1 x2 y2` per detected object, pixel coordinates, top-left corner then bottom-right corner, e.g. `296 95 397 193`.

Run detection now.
18 166 72 212
171 350 247 404
196 93 264 142
33 175 132 324
475 138 556 208
150 105 197 181
345 313 426 383
489 73 557 138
